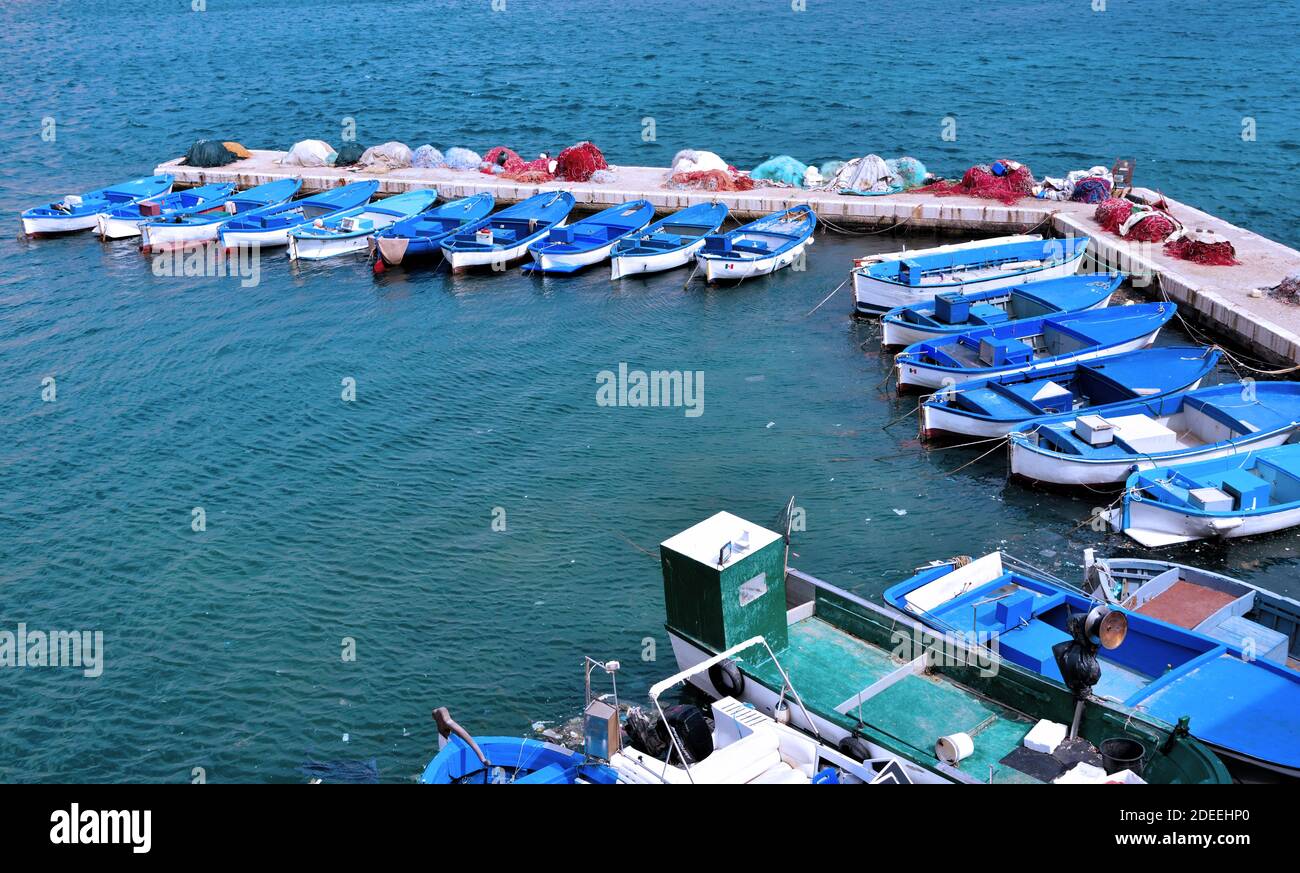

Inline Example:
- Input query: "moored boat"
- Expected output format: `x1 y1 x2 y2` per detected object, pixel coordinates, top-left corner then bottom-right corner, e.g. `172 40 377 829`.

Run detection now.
523 200 654 274
95 183 236 240
440 191 576 271
881 274 1122 348
894 302 1175 392
609 202 729 279
696 205 816 282
919 346 1220 440
1104 444 1300 546
659 511 1228 783
885 552 1300 779
21 174 173 236
854 236 1089 316
140 178 302 251
1007 381 1300 486
218 180 379 249
372 192 497 265
288 189 437 261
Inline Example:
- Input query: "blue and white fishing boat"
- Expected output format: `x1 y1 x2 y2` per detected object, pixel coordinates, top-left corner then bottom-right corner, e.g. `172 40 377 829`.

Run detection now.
95 183 236 240
218 180 379 249
919 346 1220 440
21 174 173 236
140 178 303 251
884 553 1300 778
287 189 438 261
609 202 729 279
894 302 1175 392
696 205 816 282
522 200 655 274
881 274 1122 348
1007 381 1300 486
854 236 1089 315
441 191 576 271
372 192 496 266
1104 444 1300 546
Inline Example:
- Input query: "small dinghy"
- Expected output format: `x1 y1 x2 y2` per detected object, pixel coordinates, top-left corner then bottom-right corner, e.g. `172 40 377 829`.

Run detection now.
1105 444 1300 546
920 346 1220 440
373 192 495 265
95 183 236 240
523 200 654 274
21 174 173 236
218 180 379 249
893 302 1175 392
885 552 1300 779
1007 381 1300 486
288 189 437 261
854 236 1089 315
441 191 576 271
696 205 816 282
140 178 302 251
609 202 729 279
881 274 1122 348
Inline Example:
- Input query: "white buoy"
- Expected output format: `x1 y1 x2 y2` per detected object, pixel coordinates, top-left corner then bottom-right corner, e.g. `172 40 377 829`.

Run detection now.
936 732 974 764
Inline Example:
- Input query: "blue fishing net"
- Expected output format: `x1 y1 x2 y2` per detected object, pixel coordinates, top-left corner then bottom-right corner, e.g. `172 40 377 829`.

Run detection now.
443 147 483 171
886 156 928 190
333 142 366 166
750 155 810 187
412 145 445 168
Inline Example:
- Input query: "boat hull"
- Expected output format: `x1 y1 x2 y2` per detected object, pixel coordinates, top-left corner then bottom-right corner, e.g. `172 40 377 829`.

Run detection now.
528 239 618 273
1011 429 1297 487
700 237 812 282
444 233 547 272
96 213 146 240
219 226 291 249
140 220 223 251
288 233 369 261
896 331 1159 392
21 214 99 235
882 293 1114 347
610 239 705 279
855 255 1082 316
1108 494 1300 547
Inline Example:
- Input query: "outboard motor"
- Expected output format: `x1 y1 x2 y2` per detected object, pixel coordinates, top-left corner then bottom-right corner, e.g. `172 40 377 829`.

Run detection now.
1052 605 1128 739
659 704 713 765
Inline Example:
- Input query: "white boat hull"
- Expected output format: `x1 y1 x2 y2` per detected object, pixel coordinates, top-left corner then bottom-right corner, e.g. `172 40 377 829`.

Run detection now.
288 234 370 261
667 630 948 784
22 214 99 235
701 237 811 282
96 213 146 239
444 233 545 271
1011 429 1298 486
531 239 617 272
855 255 1081 316
140 220 223 251
882 294 1113 348
896 331 1159 392
610 238 705 279
220 226 291 249
1106 500 1300 547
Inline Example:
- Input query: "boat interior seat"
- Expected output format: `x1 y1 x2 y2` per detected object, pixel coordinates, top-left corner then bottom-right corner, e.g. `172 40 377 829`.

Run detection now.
1254 458 1300 503
640 233 683 249
991 380 1074 415
731 241 771 254
967 302 1010 326
1142 476 1191 506
953 386 1033 417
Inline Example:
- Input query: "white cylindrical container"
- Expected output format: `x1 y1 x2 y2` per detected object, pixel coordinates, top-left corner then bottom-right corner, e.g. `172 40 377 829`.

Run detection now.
936 732 974 764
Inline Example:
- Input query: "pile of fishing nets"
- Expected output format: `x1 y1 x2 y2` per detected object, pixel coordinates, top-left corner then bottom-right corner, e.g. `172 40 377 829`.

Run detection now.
666 149 754 191
1164 235 1239 266
1268 272 1300 304
223 141 252 159
886 156 928 190
1035 166 1112 203
1095 197 1134 234
280 139 336 168
443 147 482 171
183 139 239 167
356 141 413 172
554 141 608 182
918 159 1035 204
412 145 444 168
482 146 526 175
1070 176 1112 204
751 155 811 187
589 169 616 184
505 157 555 184
1094 197 1181 242
334 142 366 167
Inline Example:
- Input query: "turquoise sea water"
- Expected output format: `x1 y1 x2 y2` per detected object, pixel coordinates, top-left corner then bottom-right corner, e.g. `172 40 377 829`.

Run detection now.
1 0 1298 782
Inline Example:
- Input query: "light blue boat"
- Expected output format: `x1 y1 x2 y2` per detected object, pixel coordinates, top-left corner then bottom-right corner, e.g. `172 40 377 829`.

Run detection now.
288 189 438 261
21 174 174 236
920 346 1221 439
609 202 729 279
1008 380 1300 486
696 205 816 282
894 302 1176 392
523 199 655 274
95 182 236 240
421 735 618 784
218 180 380 249
441 191 576 271
1106 443 1300 546
881 274 1123 347
140 178 303 250
373 192 496 265
884 553 1300 778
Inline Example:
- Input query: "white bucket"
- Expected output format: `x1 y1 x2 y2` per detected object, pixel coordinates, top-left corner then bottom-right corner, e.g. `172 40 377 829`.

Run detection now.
936 732 974 764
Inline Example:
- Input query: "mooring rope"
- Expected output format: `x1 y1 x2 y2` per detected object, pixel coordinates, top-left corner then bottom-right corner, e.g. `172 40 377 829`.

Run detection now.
805 276 849 317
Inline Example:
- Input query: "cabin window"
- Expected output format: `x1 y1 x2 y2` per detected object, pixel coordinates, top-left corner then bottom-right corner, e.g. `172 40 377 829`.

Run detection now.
739 573 768 607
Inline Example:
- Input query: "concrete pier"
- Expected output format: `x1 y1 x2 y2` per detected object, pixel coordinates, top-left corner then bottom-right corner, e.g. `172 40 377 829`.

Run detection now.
156 150 1300 367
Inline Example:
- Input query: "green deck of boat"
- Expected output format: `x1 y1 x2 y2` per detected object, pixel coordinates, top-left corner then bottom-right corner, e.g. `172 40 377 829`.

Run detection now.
750 616 1040 784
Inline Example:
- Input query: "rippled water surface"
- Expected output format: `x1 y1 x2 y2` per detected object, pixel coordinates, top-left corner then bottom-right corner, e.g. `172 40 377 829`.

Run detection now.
1 0 1298 782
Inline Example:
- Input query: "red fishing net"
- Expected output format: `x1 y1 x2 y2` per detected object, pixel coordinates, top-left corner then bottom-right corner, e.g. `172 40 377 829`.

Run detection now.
1164 237 1240 266
482 146 525 174
666 168 755 192
1125 213 1177 242
503 157 555 183
917 160 1035 205
554 141 608 183
1095 197 1180 243
1095 197 1132 233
